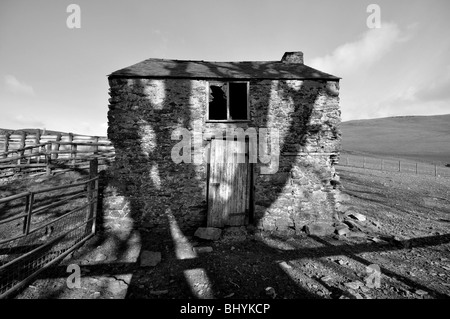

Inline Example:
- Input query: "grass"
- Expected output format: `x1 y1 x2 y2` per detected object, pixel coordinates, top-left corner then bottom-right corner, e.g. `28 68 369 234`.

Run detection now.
340 114 450 165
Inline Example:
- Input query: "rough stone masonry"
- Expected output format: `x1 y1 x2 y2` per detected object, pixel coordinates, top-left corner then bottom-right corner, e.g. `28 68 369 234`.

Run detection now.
105 51 343 236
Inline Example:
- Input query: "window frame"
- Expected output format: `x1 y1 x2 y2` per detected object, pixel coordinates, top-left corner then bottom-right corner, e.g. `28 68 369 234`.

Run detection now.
206 81 250 123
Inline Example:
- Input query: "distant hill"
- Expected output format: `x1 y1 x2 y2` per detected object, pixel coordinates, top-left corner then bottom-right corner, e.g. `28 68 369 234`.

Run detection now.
340 114 450 165
0 128 88 136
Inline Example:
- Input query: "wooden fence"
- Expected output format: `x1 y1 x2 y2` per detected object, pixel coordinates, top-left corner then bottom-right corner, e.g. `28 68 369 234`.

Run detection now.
338 153 450 178
0 133 115 178
0 130 110 155
0 159 99 298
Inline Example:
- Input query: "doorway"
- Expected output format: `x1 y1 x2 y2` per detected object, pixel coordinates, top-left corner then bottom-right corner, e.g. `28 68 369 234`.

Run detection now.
206 138 253 227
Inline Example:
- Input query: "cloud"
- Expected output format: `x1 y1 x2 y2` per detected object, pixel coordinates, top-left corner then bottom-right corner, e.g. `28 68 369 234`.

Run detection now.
414 66 450 102
310 22 405 76
4 75 35 96
388 65 450 104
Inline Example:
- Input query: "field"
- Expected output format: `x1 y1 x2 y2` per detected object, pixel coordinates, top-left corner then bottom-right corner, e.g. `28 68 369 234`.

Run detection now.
340 114 450 165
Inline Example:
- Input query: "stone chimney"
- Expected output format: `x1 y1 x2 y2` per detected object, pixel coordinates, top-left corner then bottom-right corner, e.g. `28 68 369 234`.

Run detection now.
281 51 304 64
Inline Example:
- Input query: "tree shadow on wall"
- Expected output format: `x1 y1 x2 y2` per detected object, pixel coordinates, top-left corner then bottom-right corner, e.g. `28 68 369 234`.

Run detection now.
21 61 449 300
100 59 348 299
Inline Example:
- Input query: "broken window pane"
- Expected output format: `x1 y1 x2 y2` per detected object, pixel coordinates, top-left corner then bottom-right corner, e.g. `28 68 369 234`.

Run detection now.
208 83 227 120
229 82 248 120
208 81 249 121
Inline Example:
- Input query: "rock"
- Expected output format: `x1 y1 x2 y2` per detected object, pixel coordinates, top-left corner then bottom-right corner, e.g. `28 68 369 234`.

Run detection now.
334 192 351 202
279 261 292 269
265 287 277 299
107 278 129 296
335 203 350 213
193 246 213 254
93 292 101 299
335 225 350 236
194 227 222 241
344 281 363 290
140 251 161 267
415 289 428 296
360 286 370 293
305 222 335 237
348 212 367 222
94 253 107 262
321 275 333 282
369 236 388 244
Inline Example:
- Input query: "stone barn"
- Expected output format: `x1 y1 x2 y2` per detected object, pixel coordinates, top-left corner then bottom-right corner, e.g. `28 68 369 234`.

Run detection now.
106 51 342 236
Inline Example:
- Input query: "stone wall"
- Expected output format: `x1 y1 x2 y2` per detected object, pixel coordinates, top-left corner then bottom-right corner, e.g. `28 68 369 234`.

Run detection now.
106 77 341 234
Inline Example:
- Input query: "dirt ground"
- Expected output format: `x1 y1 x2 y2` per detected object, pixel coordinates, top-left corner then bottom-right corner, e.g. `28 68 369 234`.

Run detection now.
9 164 450 299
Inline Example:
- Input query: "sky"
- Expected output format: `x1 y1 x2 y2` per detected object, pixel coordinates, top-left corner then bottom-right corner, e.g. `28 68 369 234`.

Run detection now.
0 0 449 136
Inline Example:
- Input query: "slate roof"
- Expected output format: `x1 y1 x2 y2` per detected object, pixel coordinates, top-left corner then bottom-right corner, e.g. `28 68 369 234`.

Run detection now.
108 58 340 80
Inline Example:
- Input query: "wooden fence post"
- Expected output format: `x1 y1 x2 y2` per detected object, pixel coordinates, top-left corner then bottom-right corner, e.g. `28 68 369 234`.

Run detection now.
54 133 61 160
399 160 401 172
35 129 41 145
16 132 26 165
3 132 10 158
23 193 34 235
86 158 98 227
72 144 77 165
415 163 418 174
45 142 52 175
68 133 76 165
93 136 99 155
36 129 41 163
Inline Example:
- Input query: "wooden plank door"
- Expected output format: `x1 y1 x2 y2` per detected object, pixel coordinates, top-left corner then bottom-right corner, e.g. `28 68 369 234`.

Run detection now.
207 139 251 227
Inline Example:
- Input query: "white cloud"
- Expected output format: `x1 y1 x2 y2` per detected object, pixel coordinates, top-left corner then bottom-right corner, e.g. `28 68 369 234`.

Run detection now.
414 65 450 102
310 22 404 76
4 75 35 96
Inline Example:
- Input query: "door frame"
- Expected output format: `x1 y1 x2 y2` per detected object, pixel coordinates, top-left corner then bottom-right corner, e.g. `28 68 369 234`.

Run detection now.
205 136 255 227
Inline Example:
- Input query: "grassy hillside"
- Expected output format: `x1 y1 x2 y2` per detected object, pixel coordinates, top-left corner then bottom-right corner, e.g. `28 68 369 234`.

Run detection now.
0 128 88 136
340 114 450 165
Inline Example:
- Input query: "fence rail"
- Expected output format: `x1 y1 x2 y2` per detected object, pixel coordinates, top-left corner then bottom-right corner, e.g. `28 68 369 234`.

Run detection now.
0 130 110 154
0 139 114 179
338 153 450 178
0 159 99 298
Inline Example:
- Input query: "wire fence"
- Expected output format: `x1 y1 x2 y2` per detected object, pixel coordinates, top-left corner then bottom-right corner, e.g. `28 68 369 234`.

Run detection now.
337 153 450 178
0 159 99 298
